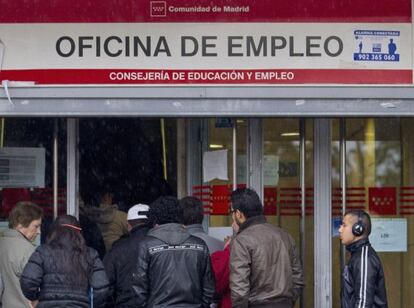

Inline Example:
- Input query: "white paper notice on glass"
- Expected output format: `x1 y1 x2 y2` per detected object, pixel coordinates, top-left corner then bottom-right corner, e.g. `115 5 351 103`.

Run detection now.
263 155 279 186
0 147 46 188
208 227 233 242
370 218 407 252
203 150 228 182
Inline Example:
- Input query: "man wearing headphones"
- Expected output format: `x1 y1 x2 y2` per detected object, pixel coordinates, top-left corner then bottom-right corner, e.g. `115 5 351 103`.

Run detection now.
339 210 388 308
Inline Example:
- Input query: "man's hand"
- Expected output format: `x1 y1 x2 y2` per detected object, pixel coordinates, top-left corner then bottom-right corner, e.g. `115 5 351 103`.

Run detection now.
224 236 232 249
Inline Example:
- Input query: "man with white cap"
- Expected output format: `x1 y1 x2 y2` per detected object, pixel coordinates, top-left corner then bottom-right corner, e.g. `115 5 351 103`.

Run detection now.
104 203 151 307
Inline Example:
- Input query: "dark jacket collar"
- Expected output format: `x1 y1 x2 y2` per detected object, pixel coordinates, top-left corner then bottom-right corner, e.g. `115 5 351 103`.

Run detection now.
239 215 267 232
346 237 370 254
130 223 151 235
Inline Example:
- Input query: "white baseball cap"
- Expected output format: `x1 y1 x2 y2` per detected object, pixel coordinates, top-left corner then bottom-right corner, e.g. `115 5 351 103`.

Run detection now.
127 203 149 220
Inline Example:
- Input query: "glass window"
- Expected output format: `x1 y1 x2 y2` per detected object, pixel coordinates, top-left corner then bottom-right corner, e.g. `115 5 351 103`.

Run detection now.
0 118 67 244
79 118 177 209
332 118 413 308
263 118 314 308
205 118 247 228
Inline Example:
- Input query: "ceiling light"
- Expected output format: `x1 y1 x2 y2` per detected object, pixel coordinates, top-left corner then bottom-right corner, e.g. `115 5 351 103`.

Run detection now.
209 144 224 149
281 132 300 137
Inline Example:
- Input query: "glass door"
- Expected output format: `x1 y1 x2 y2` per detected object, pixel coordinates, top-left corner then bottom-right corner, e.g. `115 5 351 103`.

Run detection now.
197 118 247 229
197 118 314 308
332 118 414 308
263 119 314 308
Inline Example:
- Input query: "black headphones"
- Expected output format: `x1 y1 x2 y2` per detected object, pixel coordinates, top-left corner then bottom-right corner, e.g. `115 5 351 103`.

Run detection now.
352 210 365 237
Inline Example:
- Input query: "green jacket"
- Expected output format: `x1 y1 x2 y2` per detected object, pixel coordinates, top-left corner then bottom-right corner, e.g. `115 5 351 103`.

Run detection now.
0 229 35 308
81 203 128 251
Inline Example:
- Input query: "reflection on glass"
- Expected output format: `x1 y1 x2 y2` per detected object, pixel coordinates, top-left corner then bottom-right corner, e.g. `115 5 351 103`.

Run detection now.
207 118 247 228
263 118 314 308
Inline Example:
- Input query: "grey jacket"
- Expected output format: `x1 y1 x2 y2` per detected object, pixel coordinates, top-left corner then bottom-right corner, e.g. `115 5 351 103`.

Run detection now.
0 229 35 308
230 216 304 308
186 224 224 255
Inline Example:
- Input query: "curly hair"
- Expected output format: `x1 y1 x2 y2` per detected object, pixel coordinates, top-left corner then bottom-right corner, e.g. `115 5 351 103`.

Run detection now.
148 196 182 225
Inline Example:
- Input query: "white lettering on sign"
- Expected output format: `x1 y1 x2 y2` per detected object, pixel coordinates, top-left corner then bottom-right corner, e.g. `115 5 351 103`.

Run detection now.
255 71 294 80
169 6 212 13
164 5 250 14
109 71 171 81
187 71 244 80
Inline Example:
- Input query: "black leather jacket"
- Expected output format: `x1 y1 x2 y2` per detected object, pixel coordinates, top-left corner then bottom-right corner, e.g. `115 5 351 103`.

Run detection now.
132 223 215 307
20 245 109 308
342 238 388 308
104 223 150 307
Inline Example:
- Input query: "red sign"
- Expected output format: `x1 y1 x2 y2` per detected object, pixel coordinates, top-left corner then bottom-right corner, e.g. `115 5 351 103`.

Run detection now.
210 184 247 215
150 1 167 17
211 185 231 215
264 187 277 215
1 69 410 85
0 0 411 86
369 187 397 215
0 0 410 23
0 188 66 218
1 188 31 217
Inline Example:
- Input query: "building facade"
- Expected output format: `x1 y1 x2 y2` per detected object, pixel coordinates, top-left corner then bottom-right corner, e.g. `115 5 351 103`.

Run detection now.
1 1 414 307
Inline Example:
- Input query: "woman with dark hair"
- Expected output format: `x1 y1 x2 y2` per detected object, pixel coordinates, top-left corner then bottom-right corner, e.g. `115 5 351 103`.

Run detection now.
20 215 109 307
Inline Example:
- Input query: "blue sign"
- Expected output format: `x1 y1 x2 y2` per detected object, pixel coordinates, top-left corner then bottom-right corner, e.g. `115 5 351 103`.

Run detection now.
353 30 400 62
332 216 342 238
215 118 234 128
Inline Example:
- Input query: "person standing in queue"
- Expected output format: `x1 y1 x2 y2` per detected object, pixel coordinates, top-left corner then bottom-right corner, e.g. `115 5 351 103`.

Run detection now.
133 196 215 307
104 203 151 307
230 188 304 308
0 202 43 308
20 215 109 308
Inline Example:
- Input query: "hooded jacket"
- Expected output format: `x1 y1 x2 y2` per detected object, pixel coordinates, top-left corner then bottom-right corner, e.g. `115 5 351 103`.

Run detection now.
341 238 388 308
230 215 304 308
186 224 224 255
104 223 150 307
81 203 128 251
132 223 215 308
